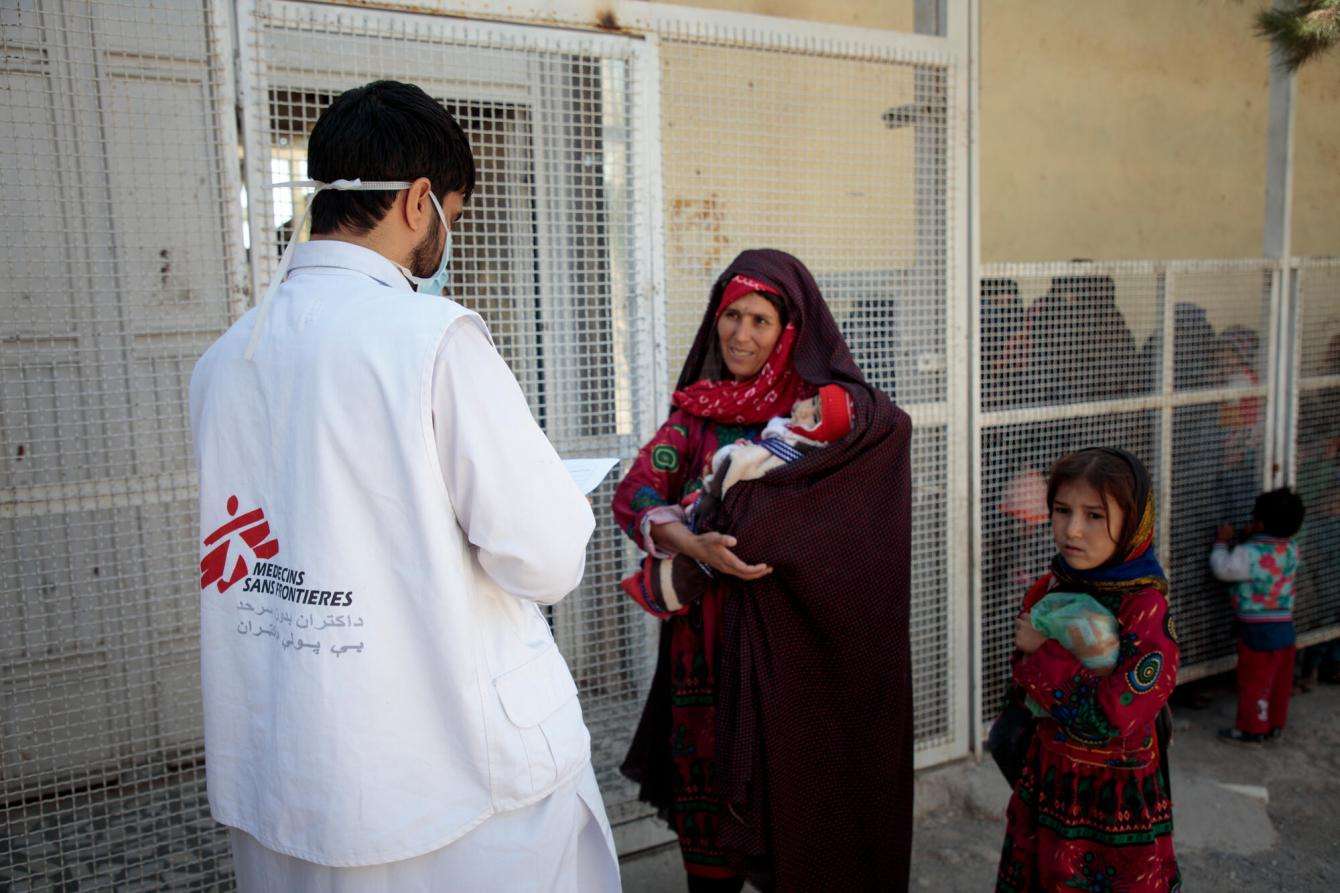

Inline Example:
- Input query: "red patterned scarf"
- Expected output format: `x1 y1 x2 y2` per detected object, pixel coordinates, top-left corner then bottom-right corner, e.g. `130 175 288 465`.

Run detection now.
670 323 811 424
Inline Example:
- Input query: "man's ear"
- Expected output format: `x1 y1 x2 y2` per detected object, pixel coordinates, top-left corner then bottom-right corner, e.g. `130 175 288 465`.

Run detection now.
403 177 434 233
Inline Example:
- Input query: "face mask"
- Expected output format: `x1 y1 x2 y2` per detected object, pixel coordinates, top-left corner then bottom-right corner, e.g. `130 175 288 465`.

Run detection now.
396 190 452 297
245 178 453 361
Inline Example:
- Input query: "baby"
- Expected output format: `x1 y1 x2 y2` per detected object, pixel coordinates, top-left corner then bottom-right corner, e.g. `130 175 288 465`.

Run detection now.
689 383 854 532
622 384 854 615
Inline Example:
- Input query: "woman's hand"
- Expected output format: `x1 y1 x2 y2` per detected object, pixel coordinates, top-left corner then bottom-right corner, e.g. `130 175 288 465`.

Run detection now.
688 532 773 581
1014 617 1047 654
650 521 773 581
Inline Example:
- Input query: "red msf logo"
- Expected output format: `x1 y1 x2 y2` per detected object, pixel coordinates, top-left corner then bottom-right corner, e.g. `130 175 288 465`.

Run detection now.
200 495 279 594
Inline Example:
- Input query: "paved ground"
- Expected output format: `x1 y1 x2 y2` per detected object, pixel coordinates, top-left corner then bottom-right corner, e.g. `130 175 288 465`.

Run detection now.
622 675 1340 892
907 674 1340 892
4 675 1336 890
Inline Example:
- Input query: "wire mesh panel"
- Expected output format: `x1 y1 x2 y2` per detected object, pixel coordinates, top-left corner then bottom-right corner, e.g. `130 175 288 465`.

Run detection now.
0 0 243 887
240 0 659 824
1164 265 1274 670
656 27 964 761
979 412 1160 715
1294 260 1340 643
977 261 1274 722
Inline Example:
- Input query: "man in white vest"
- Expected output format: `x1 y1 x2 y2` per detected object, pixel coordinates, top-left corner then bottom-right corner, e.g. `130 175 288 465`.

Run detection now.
190 81 620 891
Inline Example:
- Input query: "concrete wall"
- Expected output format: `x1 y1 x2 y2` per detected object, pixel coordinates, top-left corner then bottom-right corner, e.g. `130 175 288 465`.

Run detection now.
980 0 1271 262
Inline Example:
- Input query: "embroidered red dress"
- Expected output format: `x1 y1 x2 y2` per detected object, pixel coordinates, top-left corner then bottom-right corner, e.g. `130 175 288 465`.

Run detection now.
997 572 1182 892
612 409 760 879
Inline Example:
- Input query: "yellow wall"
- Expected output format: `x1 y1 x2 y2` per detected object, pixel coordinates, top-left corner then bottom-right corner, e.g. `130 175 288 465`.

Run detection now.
661 0 1339 263
1293 50 1340 258
980 0 1276 262
657 0 914 31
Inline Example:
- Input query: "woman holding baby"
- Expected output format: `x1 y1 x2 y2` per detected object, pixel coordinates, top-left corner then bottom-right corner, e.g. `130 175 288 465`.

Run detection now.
612 250 914 892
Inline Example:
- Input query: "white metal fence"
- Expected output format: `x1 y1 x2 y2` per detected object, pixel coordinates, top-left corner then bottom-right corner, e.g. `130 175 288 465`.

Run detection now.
975 258 1340 729
1291 260 1340 651
1 0 1337 887
975 261 1277 726
1 0 242 886
237 0 664 830
652 12 970 773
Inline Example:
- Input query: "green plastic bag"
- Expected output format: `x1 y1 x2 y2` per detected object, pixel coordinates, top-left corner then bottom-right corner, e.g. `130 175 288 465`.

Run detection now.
1025 592 1120 717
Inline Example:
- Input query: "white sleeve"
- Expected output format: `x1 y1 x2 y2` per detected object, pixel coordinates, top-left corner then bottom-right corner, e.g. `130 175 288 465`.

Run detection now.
1209 543 1255 582
431 319 595 604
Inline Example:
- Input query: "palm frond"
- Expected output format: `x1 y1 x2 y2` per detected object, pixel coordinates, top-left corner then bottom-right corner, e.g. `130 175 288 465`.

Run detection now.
1256 1 1340 72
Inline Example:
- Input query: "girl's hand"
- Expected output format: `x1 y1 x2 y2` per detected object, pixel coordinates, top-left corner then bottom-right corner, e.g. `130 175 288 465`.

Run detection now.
1015 617 1047 654
689 532 773 581
1215 523 1234 544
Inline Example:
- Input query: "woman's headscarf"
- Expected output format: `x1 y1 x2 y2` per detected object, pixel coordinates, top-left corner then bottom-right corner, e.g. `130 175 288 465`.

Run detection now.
675 251 868 395
670 274 812 424
1049 447 1167 597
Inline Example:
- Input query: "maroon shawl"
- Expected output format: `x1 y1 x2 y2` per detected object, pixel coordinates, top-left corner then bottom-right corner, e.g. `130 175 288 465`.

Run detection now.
624 250 914 890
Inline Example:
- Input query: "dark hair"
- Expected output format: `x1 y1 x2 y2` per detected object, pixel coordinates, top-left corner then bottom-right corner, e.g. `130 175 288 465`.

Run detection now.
1050 274 1116 306
1046 449 1142 549
1253 488 1305 538
307 81 475 235
1218 325 1260 368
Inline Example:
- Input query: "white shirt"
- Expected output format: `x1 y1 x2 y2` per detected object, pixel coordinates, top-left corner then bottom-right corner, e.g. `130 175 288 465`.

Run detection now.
430 318 588 599
190 240 597 867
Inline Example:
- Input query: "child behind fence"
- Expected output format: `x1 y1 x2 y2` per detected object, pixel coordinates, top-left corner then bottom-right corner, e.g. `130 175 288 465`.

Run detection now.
1211 487 1306 745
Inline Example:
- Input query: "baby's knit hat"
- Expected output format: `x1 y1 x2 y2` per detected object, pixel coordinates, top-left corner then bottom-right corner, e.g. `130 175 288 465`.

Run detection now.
789 384 853 443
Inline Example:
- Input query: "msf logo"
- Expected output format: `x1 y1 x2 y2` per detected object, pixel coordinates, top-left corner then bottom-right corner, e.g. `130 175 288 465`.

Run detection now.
200 495 279 594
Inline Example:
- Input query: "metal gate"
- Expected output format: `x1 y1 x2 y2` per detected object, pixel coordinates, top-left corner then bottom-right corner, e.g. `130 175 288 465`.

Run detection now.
1291 259 1340 651
973 258 1340 731
650 8 972 771
1 0 245 885
236 0 665 827
3 2 971 882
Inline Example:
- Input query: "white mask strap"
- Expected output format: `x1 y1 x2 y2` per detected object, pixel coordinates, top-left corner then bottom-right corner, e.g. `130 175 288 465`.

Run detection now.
243 178 412 361
392 190 449 287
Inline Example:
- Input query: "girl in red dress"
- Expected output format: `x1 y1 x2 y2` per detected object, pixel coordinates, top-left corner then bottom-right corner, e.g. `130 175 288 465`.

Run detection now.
997 447 1181 892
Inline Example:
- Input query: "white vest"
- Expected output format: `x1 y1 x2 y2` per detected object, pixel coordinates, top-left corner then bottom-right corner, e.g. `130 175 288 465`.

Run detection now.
190 244 591 867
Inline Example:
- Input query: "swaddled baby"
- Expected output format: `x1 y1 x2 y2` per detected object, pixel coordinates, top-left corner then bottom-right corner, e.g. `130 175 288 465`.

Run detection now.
1024 591 1121 716
689 383 855 531
624 384 854 614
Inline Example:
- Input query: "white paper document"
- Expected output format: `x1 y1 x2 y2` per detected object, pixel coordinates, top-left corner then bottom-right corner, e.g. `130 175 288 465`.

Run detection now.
563 457 621 496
